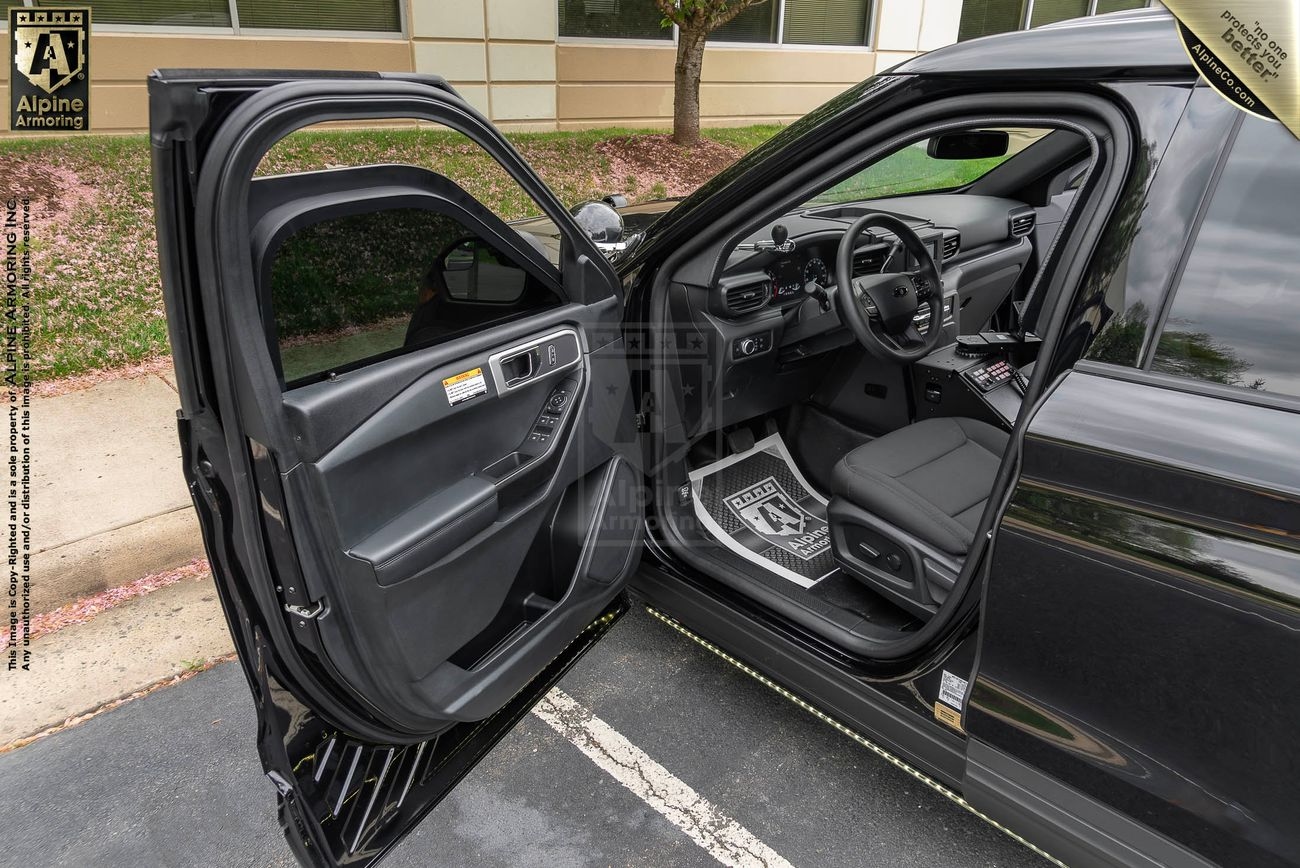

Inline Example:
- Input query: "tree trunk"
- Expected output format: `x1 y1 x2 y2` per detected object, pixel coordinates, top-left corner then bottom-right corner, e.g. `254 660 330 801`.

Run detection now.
672 26 707 147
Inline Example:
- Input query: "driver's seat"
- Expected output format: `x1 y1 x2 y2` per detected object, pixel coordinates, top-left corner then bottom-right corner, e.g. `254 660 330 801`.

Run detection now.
827 417 1008 616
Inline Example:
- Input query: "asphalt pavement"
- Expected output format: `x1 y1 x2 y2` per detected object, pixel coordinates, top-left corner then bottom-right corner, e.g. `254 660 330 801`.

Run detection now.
0 606 1045 868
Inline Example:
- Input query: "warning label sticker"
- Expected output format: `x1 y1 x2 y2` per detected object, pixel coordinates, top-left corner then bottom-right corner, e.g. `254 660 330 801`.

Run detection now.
443 367 487 406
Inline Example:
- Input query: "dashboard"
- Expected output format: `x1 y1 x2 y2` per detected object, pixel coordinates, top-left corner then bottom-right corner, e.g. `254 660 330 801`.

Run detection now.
713 208 953 320
673 192 1039 434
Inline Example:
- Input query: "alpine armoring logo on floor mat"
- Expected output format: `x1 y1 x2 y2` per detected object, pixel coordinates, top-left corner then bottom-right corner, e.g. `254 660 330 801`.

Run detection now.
725 476 830 561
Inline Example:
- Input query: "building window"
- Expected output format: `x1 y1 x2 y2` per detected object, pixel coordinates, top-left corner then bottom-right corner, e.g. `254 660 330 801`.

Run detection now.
558 0 672 39
711 2 779 42
30 0 401 32
782 0 874 46
1148 119 1300 397
958 0 1149 42
235 0 400 31
558 0 875 47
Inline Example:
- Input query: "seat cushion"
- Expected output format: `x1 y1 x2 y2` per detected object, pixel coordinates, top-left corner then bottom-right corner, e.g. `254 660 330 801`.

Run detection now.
831 417 1008 555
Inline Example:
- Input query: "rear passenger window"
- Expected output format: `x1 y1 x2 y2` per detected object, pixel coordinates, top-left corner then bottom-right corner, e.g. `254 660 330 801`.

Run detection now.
269 207 559 384
1150 120 1300 397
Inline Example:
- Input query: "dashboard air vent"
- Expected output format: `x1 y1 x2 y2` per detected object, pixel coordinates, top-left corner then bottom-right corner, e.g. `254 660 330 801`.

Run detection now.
1009 212 1036 237
725 282 768 315
853 249 888 274
942 234 959 261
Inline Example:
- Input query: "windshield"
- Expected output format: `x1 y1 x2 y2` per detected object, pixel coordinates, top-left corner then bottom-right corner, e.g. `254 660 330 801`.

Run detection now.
804 127 1052 206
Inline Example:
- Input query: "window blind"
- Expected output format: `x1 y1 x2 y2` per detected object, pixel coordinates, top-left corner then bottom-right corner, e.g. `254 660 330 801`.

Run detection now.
1095 0 1148 13
782 0 870 46
234 0 400 32
710 1 778 43
558 0 671 39
1027 0 1089 27
956 0 1025 41
36 0 231 27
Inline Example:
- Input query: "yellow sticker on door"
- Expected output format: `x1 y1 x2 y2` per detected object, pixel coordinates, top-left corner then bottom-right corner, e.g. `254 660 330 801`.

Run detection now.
443 367 487 406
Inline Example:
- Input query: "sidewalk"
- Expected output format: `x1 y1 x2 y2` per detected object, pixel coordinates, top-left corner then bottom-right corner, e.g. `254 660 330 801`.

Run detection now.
1 568 234 745
4 366 219 745
36 367 203 614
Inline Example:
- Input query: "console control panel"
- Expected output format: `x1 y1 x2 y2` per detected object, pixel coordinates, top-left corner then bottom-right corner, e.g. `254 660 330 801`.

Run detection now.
964 358 1014 393
732 331 772 360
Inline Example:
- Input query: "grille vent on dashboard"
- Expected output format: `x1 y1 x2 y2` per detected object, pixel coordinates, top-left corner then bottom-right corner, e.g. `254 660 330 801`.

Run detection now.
942 234 960 261
1009 212 1036 237
725 282 768 315
853 249 888 274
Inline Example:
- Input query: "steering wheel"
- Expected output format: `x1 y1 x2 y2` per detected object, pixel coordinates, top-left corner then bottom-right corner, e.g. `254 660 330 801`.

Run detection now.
835 213 944 363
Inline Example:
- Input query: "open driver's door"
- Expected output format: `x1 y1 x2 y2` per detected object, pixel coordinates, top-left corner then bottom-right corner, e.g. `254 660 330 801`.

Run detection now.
150 71 645 867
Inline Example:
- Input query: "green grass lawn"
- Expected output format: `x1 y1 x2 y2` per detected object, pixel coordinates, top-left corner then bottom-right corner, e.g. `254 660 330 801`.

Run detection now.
7 124 780 382
8 121 1005 383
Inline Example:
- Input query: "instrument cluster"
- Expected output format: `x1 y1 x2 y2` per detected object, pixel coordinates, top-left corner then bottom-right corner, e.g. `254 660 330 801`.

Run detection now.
765 246 832 304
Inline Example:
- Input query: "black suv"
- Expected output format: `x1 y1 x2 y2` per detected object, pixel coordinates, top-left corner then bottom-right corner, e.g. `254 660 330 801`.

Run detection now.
150 9 1300 868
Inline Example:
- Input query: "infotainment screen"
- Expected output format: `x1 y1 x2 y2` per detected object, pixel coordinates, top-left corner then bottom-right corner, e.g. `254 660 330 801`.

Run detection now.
904 237 944 272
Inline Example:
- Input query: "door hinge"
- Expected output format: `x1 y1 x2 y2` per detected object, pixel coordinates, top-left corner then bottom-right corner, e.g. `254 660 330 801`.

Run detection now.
634 392 655 432
285 600 326 620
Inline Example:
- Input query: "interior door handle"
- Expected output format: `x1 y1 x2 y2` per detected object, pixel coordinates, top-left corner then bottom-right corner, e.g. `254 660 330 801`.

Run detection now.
487 328 582 394
499 348 536 387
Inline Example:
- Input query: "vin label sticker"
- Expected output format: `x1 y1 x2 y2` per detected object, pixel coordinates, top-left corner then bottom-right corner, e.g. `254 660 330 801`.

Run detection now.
939 670 969 709
442 367 487 406
725 476 830 561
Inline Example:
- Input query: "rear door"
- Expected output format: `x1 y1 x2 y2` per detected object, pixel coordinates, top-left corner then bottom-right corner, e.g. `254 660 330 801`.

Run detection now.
150 71 644 867
965 109 1300 867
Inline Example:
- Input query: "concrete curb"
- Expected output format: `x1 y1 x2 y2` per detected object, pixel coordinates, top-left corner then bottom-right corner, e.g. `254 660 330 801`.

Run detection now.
39 371 200 615
32 506 204 614
1 572 234 745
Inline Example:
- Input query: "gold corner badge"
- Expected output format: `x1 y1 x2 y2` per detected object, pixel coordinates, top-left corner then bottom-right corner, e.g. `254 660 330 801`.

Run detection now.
1164 1 1296 139
9 7 91 132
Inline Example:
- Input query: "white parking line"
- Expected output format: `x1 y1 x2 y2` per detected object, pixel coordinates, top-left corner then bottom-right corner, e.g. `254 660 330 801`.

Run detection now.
533 688 795 868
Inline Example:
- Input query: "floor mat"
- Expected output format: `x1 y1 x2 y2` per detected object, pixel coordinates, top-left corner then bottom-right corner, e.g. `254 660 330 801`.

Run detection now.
688 433 837 588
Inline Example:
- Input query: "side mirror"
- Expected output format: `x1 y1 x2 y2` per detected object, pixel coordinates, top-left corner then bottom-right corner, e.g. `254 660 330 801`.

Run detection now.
442 238 477 272
436 237 527 302
570 200 625 254
926 130 1010 160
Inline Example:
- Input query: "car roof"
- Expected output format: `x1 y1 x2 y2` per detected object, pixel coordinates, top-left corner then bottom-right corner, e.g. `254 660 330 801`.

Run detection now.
891 9 1193 78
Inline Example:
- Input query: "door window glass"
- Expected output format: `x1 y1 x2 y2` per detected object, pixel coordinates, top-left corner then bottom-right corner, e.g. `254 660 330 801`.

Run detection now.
256 122 566 387
1150 119 1300 397
269 208 560 385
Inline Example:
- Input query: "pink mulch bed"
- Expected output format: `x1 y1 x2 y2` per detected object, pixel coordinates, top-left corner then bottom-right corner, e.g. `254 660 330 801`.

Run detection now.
6 558 210 651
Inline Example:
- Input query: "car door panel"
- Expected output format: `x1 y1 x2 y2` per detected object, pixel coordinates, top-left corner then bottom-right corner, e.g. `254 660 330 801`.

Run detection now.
969 368 1300 868
276 316 634 724
151 70 643 867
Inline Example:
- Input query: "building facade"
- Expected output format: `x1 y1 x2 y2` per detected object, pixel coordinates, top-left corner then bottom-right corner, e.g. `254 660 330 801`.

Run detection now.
1 0 1152 135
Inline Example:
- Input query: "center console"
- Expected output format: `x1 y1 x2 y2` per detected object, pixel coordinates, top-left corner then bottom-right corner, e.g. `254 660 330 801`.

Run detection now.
911 339 1032 429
